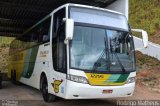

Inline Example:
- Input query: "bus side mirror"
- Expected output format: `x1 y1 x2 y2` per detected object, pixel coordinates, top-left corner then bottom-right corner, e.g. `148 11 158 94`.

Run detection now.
131 29 148 48
64 18 74 44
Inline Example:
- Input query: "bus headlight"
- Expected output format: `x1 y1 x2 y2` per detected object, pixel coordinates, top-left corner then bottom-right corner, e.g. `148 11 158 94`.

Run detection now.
67 74 89 84
126 77 135 84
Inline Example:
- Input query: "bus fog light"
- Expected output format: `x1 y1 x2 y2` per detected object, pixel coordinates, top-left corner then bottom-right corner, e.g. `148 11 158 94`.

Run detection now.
67 74 88 84
126 77 135 84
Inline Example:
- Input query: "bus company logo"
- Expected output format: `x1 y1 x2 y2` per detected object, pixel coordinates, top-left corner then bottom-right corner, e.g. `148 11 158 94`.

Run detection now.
90 74 104 79
39 50 49 57
51 79 63 93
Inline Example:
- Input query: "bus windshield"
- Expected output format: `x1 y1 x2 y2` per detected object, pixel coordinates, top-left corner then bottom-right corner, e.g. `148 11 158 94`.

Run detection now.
70 26 136 72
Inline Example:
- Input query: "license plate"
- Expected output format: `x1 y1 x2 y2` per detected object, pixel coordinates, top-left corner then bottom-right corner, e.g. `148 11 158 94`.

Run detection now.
103 90 113 94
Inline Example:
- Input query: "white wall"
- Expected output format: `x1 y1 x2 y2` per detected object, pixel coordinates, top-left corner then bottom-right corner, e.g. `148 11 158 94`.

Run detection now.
106 0 129 19
134 36 160 61
105 1 160 61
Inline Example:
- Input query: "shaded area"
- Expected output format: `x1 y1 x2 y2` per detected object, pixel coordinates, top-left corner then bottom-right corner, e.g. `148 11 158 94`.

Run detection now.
0 37 14 73
0 0 116 37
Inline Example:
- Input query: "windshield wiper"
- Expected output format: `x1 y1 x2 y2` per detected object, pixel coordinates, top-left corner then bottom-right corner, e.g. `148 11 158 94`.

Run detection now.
113 52 126 73
111 32 130 73
92 37 109 72
104 37 110 71
104 36 126 73
92 49 105 72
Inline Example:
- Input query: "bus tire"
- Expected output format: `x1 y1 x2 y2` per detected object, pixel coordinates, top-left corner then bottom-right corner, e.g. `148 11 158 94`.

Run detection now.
11 70 15 84
41 76 56 102
11 70 20 85
0 76 2 89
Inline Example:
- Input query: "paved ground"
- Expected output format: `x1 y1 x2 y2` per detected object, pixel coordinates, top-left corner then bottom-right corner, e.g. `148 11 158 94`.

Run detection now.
0 81 160 106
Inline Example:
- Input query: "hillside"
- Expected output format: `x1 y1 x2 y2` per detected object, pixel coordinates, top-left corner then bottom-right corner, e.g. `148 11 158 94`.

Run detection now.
136 51 160 93
129 0 160 44
130 0 160 92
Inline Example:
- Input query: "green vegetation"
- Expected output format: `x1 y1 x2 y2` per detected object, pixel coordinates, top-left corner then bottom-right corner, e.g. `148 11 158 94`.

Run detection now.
0 37 14 48
130 1 160 91
136 51 160 71
129 0 160 44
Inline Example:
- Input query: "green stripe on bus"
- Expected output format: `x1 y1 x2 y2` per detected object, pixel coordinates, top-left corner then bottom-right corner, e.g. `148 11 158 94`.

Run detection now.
108 74 121 80
25 46 39 78
114 74 129 83
22 49 32 77
104 74 129 83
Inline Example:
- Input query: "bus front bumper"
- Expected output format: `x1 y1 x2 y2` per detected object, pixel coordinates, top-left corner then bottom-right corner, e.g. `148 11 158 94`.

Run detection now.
65 80 135 99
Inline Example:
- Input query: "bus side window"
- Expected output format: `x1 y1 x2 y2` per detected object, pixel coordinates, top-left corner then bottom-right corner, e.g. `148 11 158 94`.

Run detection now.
35 17 51 44
52 8 66 73
53 8 65 34
57 25 67 73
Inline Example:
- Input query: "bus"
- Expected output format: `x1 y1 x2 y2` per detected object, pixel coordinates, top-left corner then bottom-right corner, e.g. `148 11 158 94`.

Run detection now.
8 3 148 102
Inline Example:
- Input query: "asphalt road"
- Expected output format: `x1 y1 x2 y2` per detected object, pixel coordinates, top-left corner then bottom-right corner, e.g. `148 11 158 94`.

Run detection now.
0 81 119 106
0 81 160 106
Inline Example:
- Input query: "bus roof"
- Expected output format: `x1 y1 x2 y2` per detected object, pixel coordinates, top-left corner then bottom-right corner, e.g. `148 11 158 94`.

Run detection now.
22 3 126 36
67 3 125 16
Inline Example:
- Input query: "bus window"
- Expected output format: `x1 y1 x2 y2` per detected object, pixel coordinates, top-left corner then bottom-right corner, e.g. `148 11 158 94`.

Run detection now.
53 25 67 73
35 17 51 44
52 8 66 73
57 25 67 73
53 8 65 34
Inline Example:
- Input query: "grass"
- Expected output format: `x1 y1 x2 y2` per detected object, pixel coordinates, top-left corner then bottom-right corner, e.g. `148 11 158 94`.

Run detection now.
129 0 160 44
136 51 160 71
129 0 160 35
136 51 160 92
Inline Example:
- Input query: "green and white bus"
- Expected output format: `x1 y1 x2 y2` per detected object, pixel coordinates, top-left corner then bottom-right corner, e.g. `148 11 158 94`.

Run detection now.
8 3 148 102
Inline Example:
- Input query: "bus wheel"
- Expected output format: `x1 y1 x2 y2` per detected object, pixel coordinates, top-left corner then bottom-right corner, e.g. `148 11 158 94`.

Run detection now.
11 70 15 84
42 76 56 102
0 76 2 89
11 70 20 85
